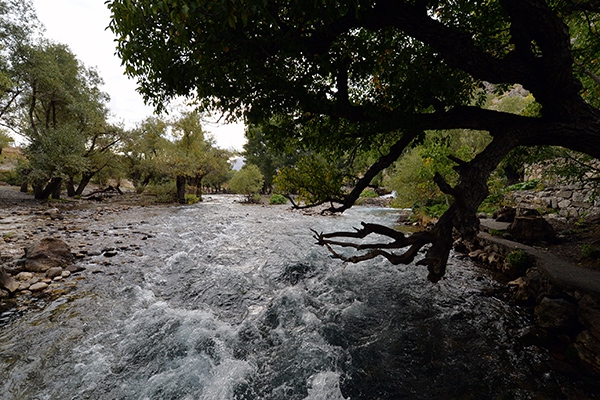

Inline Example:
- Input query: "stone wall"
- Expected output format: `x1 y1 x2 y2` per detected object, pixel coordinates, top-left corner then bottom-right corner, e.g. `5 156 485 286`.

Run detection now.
508 183 600 219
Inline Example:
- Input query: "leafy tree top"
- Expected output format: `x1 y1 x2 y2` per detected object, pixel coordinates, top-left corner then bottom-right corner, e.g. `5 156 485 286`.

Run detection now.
108 1 600 151
107 0 600 281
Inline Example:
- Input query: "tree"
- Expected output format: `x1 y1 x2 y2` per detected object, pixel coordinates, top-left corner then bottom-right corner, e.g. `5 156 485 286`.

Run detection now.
229 164 264 202
274 153 347 207
108 0 600 281
243 121 304 192
0 129 13 154
18 42 118 199
163 111 232 203
120 116 170 193
0 0 40 131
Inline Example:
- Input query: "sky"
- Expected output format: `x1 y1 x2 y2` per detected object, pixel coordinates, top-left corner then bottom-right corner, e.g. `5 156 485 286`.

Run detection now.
31 0 246 152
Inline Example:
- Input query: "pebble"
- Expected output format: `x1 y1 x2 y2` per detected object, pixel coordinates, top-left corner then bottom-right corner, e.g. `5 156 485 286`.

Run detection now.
46 267 63 279
29 282 48 291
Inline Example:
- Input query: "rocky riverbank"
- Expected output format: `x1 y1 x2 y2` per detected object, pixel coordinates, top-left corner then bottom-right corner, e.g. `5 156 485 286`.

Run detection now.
0 186 167 323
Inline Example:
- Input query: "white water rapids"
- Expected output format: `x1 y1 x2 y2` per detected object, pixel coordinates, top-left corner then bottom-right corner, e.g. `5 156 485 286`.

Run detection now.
0 195 596 399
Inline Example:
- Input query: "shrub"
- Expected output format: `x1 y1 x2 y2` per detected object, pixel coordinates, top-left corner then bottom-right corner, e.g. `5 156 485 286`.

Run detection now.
229 164 264 202
146 182 177 203
506 179 541 191
581 244 600 260
506 249 531 270
269 194 288 204
0 169 21 186
250 193 263 204
185 194 201 204
359 189 379 198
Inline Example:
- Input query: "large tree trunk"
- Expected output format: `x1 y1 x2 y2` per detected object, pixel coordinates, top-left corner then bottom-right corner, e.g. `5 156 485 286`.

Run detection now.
74 172 94 197
194 176 203 200
34 177 62 200
51 178 62 199
66 178 76 197
176 175 186 204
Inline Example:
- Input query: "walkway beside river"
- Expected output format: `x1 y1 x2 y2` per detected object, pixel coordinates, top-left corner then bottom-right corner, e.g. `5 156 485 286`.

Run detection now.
479 219 600 296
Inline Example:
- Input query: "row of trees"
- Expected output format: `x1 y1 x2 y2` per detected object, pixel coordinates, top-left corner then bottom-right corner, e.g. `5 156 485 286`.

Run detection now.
0 0 233 202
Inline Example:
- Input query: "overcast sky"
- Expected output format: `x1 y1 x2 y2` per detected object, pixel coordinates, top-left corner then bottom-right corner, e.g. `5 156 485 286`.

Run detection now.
31 0 246 151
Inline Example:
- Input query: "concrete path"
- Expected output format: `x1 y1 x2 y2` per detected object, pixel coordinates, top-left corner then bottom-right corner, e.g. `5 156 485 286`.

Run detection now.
479 219 600 296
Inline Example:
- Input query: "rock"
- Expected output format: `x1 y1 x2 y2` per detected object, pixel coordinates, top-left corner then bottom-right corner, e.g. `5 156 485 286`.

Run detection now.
46 267 63 279
579 295 600 341
516 208 540 217
468 249 484 260
493 207 516 222
15 272 33 281
103 251 118 257
535 297 577 330
574 330 600 375
4 263 24 275
557 190 573 199
507 216 556 243
28 282 48 292
0 266 19 293
65 264 85 273
487 252 502 268
22 238 73 272
0 289 9 298
61 270 71 278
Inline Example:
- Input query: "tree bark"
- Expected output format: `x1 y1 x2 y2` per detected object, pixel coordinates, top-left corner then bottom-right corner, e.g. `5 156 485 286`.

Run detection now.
51 177 62 199
176 175 186 204
34 177 62 200
66 178 76 197
74 172 94 196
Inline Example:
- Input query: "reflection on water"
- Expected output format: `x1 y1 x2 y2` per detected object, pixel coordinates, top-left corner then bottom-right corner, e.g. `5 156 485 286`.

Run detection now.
0 195 597 399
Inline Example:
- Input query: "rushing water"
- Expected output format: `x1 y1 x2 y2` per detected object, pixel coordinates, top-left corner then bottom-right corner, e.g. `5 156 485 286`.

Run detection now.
0 196 597 399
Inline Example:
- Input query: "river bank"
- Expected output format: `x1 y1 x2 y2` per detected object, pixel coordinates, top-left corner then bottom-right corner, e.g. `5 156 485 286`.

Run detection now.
0 185 170 320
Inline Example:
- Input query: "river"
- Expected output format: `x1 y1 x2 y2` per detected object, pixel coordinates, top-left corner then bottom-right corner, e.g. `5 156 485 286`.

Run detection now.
0 195 596 399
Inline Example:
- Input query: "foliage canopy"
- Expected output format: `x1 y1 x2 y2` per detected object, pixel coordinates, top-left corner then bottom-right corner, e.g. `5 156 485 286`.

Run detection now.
108 0 600 281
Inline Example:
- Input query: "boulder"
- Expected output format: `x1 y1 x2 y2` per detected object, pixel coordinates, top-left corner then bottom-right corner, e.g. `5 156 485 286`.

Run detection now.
493 207 516 222
507 216 556 243
534 297 577 330
22 238 73 273
579 295 600 341
574 330 600 375
0 266 19 293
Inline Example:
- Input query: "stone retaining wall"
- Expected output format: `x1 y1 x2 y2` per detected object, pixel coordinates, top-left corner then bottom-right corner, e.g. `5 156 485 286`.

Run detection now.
508 183 600 219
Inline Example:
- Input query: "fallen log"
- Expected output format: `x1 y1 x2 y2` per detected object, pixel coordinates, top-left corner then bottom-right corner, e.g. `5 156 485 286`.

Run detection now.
83 185 124 199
